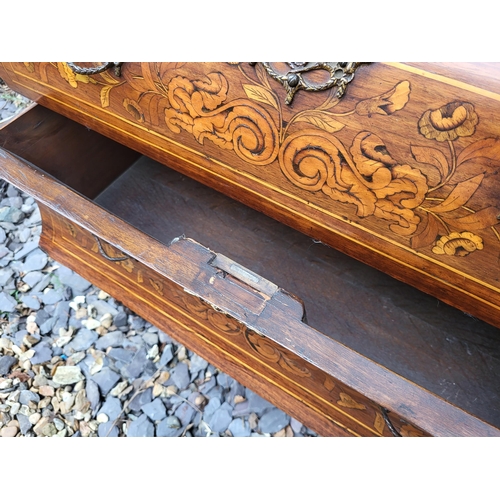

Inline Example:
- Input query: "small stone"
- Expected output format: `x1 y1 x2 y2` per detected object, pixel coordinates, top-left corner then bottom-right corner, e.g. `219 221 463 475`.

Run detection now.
30 344 53 365
110 380 128 397
55 266 92 293
164 385 178 397
22 249 48 273
157 344 173 368
248 413 258 430
258 408 290 434
228 418 251 437
120 347 148 380
113 311 128 328
290 417 303 434
170 362 190 390
156 416 183 437
97 413 109 423
53 366 84 385
82 318 101 330
127 414 154 437
99 397 122 421
128 388 152 412
98 421 119 437
65 329 98 352
142 332 158 346
234 395 246 405
28 413 41 425
0 293 17 314
189 353 208 374
141 398 167 422
53 418 65 431
97 290 110 300
95 331 124 350
0 426 18 437
19 390 40 406
91 367 121 396
86 380 101 411
0 206 24 223
208 403 233 434
0 355 16 375
17 413 33 435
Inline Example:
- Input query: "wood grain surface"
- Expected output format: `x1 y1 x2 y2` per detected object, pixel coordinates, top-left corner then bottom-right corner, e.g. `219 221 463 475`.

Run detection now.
1 106 499 436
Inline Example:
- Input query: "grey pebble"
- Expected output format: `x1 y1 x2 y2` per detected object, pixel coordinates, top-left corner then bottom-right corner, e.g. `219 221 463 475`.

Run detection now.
91 367 121 396
65 329 98 353
121 347 148 379
189 353 208 374
0 206 24 223
22 271 43 288
290 417 304 434
0 355 16 375
86 379 101 412
19 390 40 405
258 408 290 434
142 332 158 346
39 316 56 335
157 343 173 369
228 418 251 437
13 240 39 261
130 316 145 331
203 397 221 421
86 296 119 317
20 294 41 310
128 387 152 413
141 398 167 422
127 414 154 437
98 421 119 437
55 265 91 293
41 289 63 305
99 396 122 420
208 402 233 434
17 413 33 435
156 416 183 437
113 311 128 327
199 376 216 395
232 390 275 417
170 362 190 390
0 268 13 287
95 331 125 350
0 291 18 313
22 249 48 273
31 273 52 294
174 401 197 428
107 347 135 364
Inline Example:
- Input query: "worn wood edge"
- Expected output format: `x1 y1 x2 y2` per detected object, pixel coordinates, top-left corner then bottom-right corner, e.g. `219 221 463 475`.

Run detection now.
1 148 498 436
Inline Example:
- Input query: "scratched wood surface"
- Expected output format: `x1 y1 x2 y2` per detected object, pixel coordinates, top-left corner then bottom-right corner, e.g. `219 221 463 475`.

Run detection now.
0 105 499 436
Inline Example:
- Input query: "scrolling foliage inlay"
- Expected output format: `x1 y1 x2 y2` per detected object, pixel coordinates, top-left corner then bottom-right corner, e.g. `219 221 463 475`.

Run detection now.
31 62 500 257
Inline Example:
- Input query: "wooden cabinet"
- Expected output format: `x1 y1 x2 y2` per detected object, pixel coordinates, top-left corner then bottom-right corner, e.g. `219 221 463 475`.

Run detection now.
1 63 500 436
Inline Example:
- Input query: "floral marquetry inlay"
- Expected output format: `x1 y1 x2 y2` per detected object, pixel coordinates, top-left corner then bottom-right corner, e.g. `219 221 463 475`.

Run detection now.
24 63 500 261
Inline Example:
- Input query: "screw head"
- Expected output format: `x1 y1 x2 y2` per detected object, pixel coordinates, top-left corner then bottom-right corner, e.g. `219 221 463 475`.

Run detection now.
287 73 300 87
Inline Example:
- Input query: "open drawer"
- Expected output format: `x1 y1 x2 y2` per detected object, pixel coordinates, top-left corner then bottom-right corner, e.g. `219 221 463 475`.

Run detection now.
1 105 499 436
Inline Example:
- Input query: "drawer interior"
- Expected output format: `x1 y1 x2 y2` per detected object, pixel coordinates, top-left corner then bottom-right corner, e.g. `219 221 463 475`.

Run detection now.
2 105 500 428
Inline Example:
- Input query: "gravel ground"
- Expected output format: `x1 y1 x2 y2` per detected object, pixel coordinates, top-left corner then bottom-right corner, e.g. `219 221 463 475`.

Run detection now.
0 82 317 437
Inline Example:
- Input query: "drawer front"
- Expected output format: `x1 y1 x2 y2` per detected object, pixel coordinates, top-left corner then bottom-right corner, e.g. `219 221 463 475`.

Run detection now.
2 62 500 330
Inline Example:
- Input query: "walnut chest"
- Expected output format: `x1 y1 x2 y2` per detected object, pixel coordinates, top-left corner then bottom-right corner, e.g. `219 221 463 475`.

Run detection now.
0 62 499 436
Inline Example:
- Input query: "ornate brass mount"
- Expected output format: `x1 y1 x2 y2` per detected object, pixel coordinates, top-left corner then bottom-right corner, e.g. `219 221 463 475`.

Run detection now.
67 62 123 77
251 62 366 104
